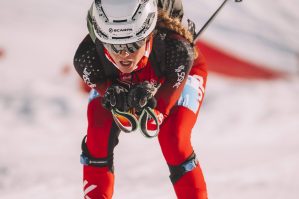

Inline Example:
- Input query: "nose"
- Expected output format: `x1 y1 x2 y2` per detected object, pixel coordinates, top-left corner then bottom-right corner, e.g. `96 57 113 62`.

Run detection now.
119 50 130 58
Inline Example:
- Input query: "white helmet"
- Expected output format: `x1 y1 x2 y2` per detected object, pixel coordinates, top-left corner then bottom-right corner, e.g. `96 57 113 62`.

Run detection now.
88 0 158 45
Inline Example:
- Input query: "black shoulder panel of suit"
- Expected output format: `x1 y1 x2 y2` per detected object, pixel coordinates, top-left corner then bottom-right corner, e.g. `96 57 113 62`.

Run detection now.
149 31 167 77
150 29 194 78
73 35 119 87
164 32 194 75
73 35 106 87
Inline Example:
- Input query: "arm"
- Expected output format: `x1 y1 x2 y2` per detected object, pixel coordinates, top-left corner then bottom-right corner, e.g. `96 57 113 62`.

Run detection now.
73 34 111 95
155 35 195 117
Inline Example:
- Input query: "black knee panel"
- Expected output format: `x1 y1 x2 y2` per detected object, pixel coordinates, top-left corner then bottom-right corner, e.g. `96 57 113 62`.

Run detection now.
168 152 199 184
80 136 114 172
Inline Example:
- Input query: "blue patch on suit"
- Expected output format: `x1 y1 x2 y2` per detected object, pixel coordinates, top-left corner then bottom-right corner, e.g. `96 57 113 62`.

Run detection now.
177 75 203 113
88 89 100 103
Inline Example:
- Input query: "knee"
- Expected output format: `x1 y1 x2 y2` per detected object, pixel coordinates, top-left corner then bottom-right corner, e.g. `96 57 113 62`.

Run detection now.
158 127 187 150
158 127 193 165
81 135 115 172
168 152 199 184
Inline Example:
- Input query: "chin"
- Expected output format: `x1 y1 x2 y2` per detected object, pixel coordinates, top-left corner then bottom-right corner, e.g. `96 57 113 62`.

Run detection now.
118 64 137 74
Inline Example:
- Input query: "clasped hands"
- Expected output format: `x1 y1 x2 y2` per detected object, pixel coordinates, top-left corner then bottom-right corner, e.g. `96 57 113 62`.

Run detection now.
101 81 157 115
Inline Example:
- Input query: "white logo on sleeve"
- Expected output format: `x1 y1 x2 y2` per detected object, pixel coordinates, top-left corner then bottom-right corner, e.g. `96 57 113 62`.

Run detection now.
83 68 96 88
83 180 97 199
173 65 186 88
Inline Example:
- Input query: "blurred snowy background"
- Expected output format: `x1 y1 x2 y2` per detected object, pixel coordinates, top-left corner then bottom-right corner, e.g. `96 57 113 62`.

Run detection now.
0 0 299 198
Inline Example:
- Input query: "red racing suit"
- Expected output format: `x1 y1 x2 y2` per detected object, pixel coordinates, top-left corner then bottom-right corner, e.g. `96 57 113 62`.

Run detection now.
74 29 208 199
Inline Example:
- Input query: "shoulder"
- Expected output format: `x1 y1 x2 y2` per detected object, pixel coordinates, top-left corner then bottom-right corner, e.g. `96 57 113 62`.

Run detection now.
152 29 194 69
74 34 97 66
164 32 194 64
153 29 194 58
73 35 106 87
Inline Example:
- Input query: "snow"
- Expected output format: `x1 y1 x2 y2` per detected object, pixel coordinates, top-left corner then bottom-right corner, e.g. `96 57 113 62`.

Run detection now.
0 0 299 198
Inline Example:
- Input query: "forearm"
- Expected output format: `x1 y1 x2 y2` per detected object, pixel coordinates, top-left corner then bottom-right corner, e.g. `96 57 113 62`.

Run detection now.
155 67 190 117
154 36 194 116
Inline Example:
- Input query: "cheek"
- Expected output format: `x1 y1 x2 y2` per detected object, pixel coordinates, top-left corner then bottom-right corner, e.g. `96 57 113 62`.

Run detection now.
131 46 146 61
109 53 120 62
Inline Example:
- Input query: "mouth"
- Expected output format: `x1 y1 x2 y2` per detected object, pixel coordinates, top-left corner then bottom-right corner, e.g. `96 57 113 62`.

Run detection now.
119 60 133 67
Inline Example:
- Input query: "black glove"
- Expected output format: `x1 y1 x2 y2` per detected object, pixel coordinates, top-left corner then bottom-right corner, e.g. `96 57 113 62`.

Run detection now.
101 85 129 112
127 81 157 113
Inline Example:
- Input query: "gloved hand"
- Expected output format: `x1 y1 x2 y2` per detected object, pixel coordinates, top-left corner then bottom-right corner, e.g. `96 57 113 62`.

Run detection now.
127 81 157 114
101 85 129 112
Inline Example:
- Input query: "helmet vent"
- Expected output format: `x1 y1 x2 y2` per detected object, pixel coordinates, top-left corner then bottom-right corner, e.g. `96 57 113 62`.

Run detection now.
92 16 108 39
132 4 143 21
136 27 146 36
112 36 132 40
136 12 156 37
95 0 109 22
113 19 128 23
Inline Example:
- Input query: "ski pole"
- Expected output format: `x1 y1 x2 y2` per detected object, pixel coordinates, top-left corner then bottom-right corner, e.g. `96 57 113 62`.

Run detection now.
194 0 242 40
